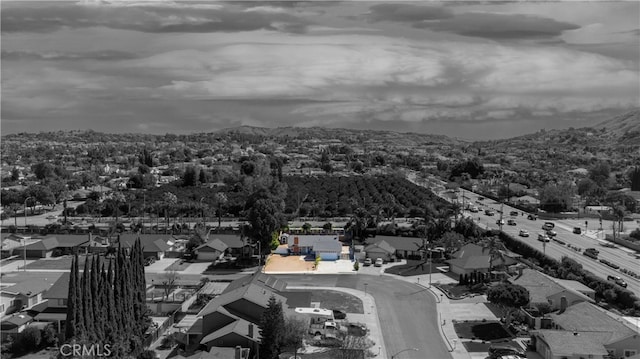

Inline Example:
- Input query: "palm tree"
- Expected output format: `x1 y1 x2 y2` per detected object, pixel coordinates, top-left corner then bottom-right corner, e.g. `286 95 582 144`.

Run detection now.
214 192 228 230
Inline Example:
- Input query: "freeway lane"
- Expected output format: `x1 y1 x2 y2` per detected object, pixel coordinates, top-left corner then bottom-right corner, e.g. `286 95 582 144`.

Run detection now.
274 274 450 359
456 189 640 296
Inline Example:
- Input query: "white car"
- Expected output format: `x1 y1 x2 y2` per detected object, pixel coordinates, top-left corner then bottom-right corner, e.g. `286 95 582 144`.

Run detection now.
374 258 384 267
519 230 529 237
363 258 372 266
537 233 550 242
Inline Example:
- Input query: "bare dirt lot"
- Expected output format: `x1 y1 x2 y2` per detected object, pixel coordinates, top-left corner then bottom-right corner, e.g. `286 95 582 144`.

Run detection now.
265 254 316 272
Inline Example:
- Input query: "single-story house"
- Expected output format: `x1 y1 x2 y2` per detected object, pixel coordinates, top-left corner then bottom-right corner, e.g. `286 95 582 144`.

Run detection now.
531 330 611 359
19 238 60 258
0 314 33 341
285 234 341 256
367 236 429 259
48 235 90 255
215 235 246 257
547 301 639 359
363 240 395 262
196 239 229 262
200 319 259 353
117 234 171 260
509 269 594 311
447 243 517 275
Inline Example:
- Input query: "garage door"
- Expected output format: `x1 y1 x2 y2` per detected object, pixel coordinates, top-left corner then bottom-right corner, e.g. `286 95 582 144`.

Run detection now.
318 252 338 261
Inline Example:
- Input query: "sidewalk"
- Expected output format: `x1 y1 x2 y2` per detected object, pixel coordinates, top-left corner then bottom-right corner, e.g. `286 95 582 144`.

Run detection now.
286 286 388 359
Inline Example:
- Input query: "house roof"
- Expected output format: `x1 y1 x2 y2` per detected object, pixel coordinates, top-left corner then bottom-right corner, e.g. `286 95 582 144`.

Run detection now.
200 318 260 346
44 235 90 248
200 283 287 317
197 238 228 253
447 255 491 270
369 236 425 252
288 234 340 248
312 240 342 253
43 273 70 300
363 240 395 254
25 237 59 251
1 314 33 328
509 269 594 304
223 271 287 294
451 243 490 259
554 279 595 295
117 234 171 252
2 277 58 297
213 235 246 249
534 330 610 356
550 302 638 343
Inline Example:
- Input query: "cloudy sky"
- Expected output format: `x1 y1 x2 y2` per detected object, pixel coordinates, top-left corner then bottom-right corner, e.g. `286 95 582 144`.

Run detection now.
2 1 639 140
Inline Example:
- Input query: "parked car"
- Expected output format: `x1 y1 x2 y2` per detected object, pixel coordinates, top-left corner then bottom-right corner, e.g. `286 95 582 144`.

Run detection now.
488 345 525 359
363 258 372 266
519 230 529 237
332 309 347 320
507 219 516 226
374 258 384 267
573 227 582 234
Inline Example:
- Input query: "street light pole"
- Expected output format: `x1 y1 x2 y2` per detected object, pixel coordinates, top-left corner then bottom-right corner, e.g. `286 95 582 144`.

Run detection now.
391 348 419 358
23 196 33 272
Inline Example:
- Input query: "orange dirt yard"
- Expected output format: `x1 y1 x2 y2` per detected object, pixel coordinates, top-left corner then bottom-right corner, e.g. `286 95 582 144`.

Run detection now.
264 254 315 273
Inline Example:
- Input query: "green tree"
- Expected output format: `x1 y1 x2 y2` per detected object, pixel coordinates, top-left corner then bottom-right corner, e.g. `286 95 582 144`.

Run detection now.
214 192 228 229
487 283 529 325
281 316 307 358
589 162 611 188
19 327 42 349
630 166 640 191
259 296 285 359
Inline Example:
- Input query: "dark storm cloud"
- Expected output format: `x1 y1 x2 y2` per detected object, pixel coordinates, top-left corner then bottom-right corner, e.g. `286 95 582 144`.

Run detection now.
1 50 138 61
0 3 310 34
414 12 580 39
366 3 453 22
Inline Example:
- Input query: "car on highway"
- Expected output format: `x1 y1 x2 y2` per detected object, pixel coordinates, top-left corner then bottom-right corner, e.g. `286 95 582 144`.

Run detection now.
46 215 58 220
542 222 555 230
546 230 557 237
537 233 550 242
374 258 384 267
507 219 516 226
485 209 495 216
509 211 519 216
478 197 485 201
573 227 582 234
600 242 616 248
527 214 537 220
496 219 505 225
470 206 479 213
519 230 529 237
607 275 628 288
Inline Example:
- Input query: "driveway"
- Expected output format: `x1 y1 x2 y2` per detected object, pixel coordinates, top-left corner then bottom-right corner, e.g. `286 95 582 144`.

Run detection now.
275 274 451 359
145 258 179 273
181 262 211 274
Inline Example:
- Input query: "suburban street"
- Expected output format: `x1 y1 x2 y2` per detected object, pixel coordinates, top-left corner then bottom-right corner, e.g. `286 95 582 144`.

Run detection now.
274 274 450 359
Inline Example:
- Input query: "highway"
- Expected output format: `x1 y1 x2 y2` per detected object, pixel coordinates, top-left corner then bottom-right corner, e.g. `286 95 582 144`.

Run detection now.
407 173 640 296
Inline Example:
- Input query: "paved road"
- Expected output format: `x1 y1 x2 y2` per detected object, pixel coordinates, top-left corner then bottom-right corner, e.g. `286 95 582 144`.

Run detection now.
274 274 451 359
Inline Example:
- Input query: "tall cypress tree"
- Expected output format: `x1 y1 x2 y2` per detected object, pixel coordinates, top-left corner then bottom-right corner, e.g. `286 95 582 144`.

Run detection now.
90 255 104 341
82 257 95 340
74 255 85 340
259 295 285 359
64 254 78 340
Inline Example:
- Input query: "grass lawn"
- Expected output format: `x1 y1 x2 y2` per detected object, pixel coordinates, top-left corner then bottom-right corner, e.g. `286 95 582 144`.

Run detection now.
384 260 445 276
453 321 512 341
288 290 363 313
165 260 191 272
437 283 487 298
24 255 115 270
463 340 522 353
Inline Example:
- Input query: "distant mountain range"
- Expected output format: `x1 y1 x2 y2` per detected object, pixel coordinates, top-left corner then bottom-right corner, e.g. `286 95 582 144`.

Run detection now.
214 125 458 146
593 109 640 136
